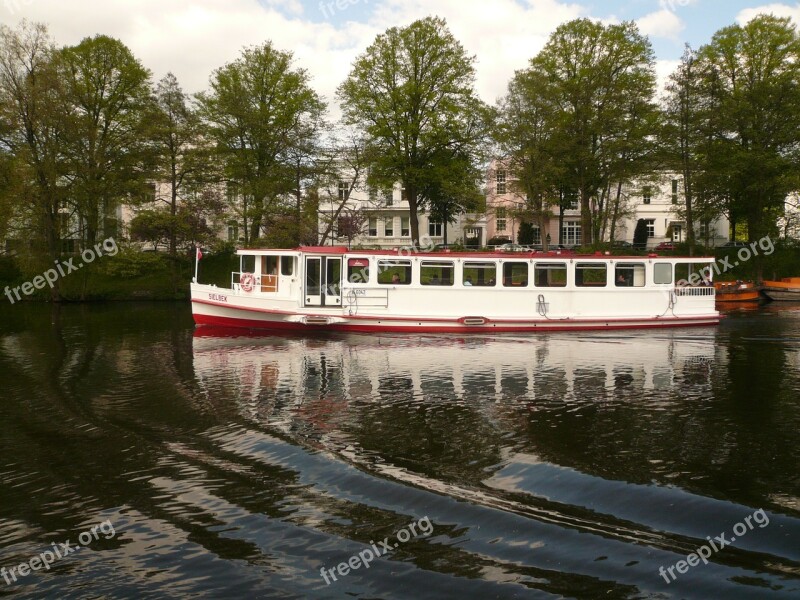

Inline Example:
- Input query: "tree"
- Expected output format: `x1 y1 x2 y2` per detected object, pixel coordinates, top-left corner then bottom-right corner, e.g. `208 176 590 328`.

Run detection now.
337 16 492 247
496 68 562 250
149 72 207 255
529 19 658 245
693 15 800 243
59 34 153 247
197 42 325 244
422 149 484 246
633 218 648 249
0 21 70 299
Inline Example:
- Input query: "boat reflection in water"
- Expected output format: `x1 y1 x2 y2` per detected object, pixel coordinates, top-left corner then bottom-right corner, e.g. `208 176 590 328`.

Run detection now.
190 325 800 598
192 326 716 414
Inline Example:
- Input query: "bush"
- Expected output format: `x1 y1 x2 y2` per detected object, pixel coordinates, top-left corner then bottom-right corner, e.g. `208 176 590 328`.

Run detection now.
99 248 169 278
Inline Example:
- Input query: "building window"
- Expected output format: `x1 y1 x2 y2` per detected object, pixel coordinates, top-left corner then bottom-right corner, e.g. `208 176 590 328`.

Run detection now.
672 179 679 205
336 216 347 237
368 187 377 202
368 218 377 237
385 189 394 205
227 221 238 242
400 187 407 202
496 207 507 232
643 187 651 205
401 217 410 237
561 221 582 246
645 219 655 238
428 221 443 237
531 226 541 245
384 217 394 237
698 221 710 239
421 261 454 286
496 170 506 194
338 181 348 202
672 224 683 242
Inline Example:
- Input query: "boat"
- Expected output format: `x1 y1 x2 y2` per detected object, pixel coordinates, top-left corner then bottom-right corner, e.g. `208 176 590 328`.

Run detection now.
189 246 721 333
761 277 800 301
714 280 761 303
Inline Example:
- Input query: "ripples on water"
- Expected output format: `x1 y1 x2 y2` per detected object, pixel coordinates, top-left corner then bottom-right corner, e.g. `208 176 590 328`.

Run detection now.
0 302 798 598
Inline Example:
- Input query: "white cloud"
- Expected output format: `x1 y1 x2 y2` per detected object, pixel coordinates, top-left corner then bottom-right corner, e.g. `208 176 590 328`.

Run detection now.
736 2 800 24
0 0 634 115
637 8 684 41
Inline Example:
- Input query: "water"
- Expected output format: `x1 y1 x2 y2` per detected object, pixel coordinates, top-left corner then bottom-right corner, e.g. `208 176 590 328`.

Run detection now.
0 302 798 599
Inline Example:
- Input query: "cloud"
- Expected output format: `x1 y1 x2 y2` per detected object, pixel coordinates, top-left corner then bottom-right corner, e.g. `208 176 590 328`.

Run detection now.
637 8 684 41
0 0 648 113
736 2 800 24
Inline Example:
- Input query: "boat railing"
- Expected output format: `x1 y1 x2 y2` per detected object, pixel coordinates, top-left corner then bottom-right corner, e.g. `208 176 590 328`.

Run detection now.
675 286 715 297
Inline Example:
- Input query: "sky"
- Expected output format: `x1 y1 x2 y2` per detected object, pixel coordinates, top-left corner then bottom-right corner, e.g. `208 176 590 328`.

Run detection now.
2 0 799 111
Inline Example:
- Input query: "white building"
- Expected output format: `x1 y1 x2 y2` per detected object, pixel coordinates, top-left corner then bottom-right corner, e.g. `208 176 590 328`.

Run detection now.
485 160 730 248
317 177 487 249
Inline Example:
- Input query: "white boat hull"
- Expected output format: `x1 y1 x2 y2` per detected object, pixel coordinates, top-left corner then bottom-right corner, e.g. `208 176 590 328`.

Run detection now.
191 283 720 333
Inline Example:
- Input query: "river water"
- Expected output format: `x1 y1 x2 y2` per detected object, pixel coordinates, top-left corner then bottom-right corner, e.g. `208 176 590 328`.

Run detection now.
0 302 798 599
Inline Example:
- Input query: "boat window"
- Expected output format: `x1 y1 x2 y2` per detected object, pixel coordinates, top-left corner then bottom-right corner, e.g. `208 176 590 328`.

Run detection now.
615 263 645 287
421 261 454 286
262 255 279 276
281 256 294 276
575 263 607 287
675 263 690 285
503 262 528 287
241 255 256 274
463 262 496 287
347 258 370 284
534 262 567 287
378 260 412 285
654 263 673 284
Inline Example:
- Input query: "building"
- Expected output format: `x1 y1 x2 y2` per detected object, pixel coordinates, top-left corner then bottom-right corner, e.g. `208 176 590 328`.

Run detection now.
317 175 487 249
485 160 730 248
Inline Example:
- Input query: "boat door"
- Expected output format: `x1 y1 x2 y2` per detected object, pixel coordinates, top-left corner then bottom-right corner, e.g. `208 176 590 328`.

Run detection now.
304 256 342 307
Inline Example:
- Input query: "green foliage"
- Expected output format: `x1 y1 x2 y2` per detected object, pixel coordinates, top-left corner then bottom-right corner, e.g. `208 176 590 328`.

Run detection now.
338 16 492 245
633 219 649 249
517 222 537 245
691 15 800 241
197 42 325 244
521 19 659 245
59 34 154 245
99 248 168 279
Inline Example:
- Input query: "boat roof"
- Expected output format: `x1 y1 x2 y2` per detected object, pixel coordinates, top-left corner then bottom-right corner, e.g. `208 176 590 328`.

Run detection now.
236 246 715 262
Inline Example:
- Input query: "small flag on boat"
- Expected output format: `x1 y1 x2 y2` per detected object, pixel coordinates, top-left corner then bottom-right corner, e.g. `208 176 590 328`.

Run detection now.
196 247 203 260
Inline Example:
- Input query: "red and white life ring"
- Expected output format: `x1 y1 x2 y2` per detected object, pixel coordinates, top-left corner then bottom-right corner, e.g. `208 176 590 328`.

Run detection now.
240 272 256 292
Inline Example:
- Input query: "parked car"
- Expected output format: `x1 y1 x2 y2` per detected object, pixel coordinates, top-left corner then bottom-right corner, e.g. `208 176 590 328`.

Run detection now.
720 240 747 248
497 243 529 252
654 241 676 251
611 240 634 249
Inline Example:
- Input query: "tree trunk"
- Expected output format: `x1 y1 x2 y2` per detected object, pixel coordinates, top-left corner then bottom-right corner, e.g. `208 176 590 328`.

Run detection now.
580 189 592 246
408 184 420 247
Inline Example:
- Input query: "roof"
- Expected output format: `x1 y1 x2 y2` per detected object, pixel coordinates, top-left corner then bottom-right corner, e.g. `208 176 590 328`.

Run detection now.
235 246 715 262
